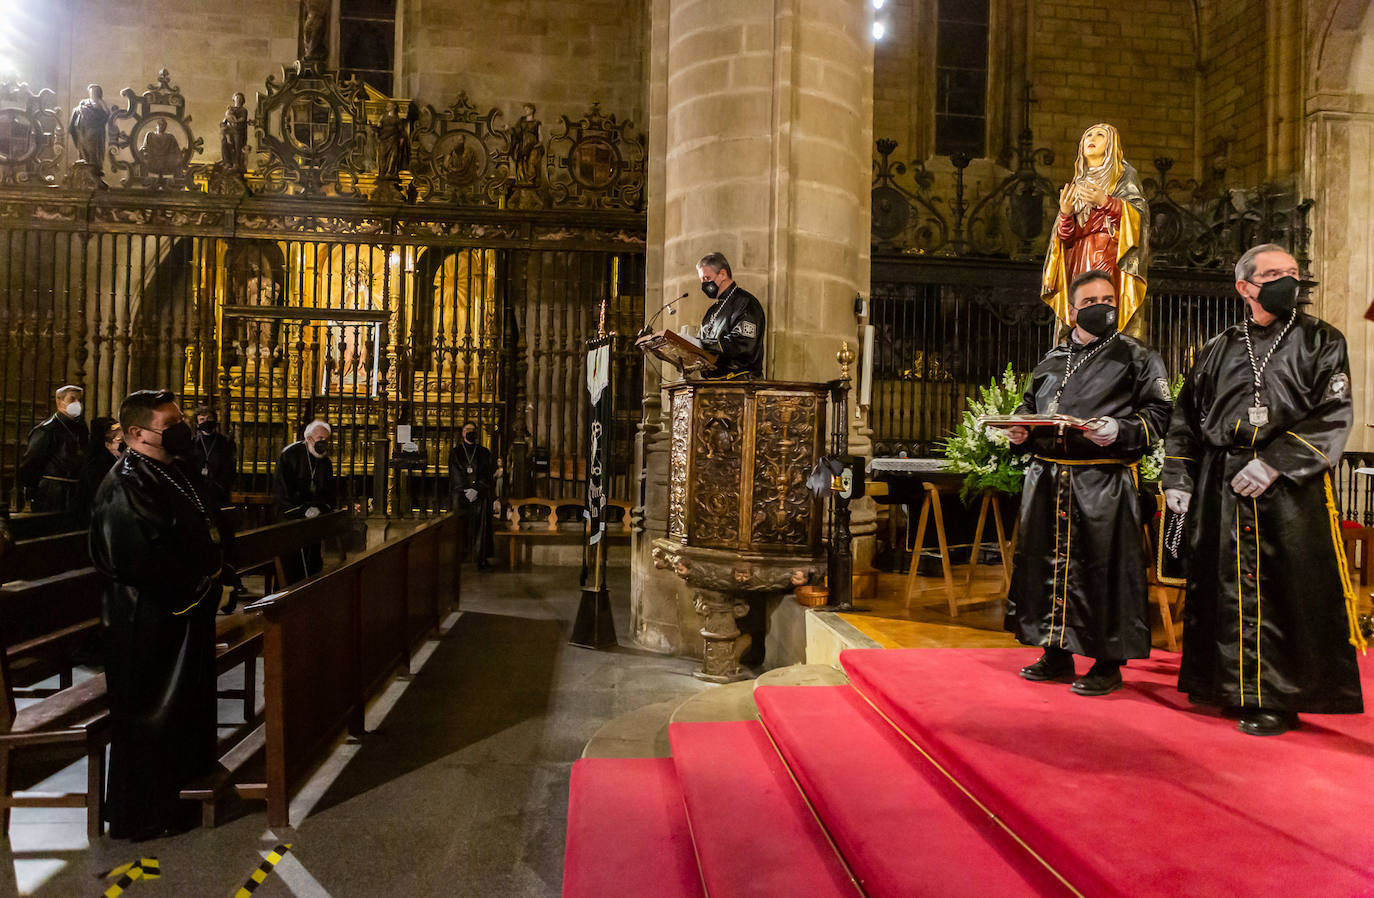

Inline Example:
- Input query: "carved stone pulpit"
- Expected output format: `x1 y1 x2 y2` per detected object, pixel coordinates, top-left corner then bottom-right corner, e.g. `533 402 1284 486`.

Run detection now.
652 379 828 681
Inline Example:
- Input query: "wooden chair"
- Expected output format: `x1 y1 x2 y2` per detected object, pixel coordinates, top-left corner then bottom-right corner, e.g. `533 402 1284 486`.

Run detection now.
1144 493 1185 652
1340 521 1373 587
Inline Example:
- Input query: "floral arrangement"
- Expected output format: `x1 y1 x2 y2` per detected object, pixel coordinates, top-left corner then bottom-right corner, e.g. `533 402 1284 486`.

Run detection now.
1139 373 1187 482
940 364 1032 503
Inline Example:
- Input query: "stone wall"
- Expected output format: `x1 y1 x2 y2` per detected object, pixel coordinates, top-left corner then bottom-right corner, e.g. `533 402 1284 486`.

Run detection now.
872 0 1200 180
400 0 647 130
30 0 297 169
7 0 647 172
1027 0 1198 184
1199 0 1268 185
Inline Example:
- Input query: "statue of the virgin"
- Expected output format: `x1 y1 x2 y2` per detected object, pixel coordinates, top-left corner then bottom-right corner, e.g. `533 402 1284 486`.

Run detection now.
1041 123 1149 326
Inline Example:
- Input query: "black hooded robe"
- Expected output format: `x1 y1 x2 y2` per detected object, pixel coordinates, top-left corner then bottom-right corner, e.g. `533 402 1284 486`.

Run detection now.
1162 313 1364 714
699 283 765 378
273 440 336 580
88 450 226 839
1005 332 1172 660
19 413 89 513
449 439 496 564
190 429 238 509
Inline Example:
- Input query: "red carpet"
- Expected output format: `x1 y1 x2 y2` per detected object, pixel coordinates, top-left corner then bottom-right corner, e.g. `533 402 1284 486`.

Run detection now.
668 720 855 898
562 758 703 898
754 684 1072 897
843 648 1374 898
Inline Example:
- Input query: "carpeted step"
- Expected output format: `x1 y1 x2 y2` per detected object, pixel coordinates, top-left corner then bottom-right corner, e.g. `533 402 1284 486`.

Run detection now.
668 720 858 897
754 684 1072 897
842 647 1374 897
562 757 704 898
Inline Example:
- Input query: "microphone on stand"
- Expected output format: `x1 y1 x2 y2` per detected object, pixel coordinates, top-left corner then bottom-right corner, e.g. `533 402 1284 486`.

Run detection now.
638 292 690 338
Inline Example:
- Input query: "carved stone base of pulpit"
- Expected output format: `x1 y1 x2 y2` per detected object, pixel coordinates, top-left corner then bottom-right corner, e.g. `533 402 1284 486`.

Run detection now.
652 378 831 678
653 540 825 682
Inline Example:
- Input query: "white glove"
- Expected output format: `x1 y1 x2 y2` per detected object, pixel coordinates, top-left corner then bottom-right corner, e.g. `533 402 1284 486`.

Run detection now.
1006 425 1029 445
304 506 320 519
1164 489 1191 515
464 488 478 502
1085 417 1119 447
492 499 501 514
1230 458 1279 498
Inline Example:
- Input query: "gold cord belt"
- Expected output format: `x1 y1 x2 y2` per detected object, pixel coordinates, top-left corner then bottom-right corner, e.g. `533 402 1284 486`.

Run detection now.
1035 456 1138 467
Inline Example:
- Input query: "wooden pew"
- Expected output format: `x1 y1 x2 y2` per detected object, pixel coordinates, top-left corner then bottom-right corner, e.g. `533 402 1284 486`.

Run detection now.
0 513 364 835
0 568 103 690
0 656 108 841
225 513 460 828
0 531 89 586
493 497 631 569
229 510 355 593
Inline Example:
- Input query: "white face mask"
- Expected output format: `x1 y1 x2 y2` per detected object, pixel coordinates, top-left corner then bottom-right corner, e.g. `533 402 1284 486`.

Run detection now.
64 400 82 418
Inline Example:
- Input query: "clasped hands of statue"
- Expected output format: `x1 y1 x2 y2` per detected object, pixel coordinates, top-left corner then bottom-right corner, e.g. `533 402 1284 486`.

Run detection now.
1059 181 1109 216
1165 459 1280 515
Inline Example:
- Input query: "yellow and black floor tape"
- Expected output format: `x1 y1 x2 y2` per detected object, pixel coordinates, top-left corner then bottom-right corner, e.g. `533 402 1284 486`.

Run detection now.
234 844 293 897
96 858 159 897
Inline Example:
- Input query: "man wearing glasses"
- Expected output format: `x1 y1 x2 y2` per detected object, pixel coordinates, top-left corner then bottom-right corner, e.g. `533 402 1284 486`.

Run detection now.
1163 243 1364 736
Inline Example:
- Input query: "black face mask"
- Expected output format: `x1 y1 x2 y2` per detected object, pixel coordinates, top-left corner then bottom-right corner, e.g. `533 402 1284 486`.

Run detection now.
1075 303 1118 338
1250 275 1299 317
199 419 218 434
701 280 719 300
463 431 476 444
158 421 194 456
310 441 330 458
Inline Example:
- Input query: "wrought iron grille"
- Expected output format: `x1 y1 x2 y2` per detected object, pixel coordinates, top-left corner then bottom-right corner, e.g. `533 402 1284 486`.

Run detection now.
0 215 644 518
0 65 649 520
867 258 1249 456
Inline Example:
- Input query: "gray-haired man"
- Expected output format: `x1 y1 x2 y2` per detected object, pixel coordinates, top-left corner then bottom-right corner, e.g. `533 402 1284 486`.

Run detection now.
1163 243 1364 736
273 419 337 580
696 252 765 378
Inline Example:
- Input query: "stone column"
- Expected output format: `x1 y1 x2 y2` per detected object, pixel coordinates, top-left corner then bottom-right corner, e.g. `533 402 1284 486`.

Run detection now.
632 0 875 654
1303 0 1374 451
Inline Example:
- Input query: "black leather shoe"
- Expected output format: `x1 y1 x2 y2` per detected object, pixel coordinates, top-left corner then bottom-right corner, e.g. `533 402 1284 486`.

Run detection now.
1237 710 1299 736
1071 665 1123 696
1019 652 1075 682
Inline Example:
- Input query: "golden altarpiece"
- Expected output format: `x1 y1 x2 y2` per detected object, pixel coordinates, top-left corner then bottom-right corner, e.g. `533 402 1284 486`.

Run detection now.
0 62 650 516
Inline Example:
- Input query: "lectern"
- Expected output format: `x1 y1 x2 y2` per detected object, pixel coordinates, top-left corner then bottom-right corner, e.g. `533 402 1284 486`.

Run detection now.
634 329 717 377
650 379 828 680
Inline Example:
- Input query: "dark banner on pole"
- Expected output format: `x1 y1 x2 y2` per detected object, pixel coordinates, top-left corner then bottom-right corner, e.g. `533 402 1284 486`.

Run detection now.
572 335 617 648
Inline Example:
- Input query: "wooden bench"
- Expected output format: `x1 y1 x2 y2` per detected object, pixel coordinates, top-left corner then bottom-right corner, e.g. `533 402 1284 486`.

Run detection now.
0 571 266 838
0 657 108 840
229 510 355 593
214 514 462 828
0 530 89 586
0 568 103 690
493 497 631 569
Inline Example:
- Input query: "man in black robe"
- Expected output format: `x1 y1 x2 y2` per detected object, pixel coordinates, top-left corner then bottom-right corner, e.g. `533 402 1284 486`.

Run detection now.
89 389 228 840
19 384 89 513
1163 244 1364 736
449 420 497 570
273 419 336 581
190 404 238 509
1003 269 1172 695
696 252 765 378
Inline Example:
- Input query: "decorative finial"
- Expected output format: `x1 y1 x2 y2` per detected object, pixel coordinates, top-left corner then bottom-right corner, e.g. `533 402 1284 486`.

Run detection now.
837 341 855 382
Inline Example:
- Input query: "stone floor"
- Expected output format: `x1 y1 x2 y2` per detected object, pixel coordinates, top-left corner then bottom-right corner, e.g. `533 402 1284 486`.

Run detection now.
4 564 715 897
